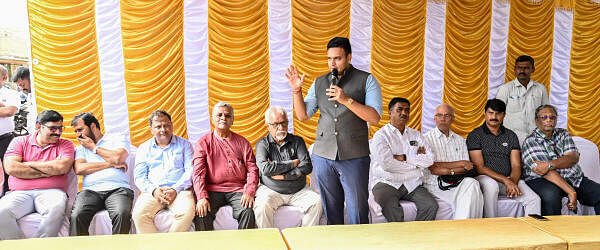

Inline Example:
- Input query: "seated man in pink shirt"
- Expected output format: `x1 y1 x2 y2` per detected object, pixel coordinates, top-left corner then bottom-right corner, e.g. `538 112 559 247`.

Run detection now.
0 110 75 240
193 101 259 230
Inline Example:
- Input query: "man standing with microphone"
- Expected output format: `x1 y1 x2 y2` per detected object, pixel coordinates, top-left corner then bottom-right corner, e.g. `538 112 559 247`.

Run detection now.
285 37 382 224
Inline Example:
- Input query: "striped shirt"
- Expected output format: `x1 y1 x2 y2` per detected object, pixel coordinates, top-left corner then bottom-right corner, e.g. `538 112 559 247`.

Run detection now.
423 127 470 186
370 123 434 192
521 128 582 187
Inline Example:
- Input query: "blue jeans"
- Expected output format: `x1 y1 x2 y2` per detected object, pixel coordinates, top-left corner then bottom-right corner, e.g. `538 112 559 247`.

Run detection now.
311 154 370 224
526 176 600 215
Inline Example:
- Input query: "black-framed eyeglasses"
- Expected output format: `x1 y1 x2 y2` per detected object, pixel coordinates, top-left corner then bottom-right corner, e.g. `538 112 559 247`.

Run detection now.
268 121 288 128
538 115 557 121
41 124 64 131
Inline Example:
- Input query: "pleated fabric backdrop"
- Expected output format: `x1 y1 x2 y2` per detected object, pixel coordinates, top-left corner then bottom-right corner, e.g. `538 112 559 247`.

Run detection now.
26 0 600 149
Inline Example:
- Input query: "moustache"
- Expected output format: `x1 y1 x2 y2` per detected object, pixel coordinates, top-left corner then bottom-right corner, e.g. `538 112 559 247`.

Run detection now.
489 119 499 122
50 134 60 137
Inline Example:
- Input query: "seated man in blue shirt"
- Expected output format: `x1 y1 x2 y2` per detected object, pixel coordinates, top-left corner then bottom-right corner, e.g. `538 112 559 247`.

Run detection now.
132 110 195 233
70 112 132 235
521 104 600 215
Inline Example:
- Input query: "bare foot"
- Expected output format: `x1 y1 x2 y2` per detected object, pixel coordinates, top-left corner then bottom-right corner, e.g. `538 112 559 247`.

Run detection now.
567 192 577 211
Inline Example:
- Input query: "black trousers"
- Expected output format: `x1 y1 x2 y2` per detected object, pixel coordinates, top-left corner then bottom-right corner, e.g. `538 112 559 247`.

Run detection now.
70 187 134 236
193 191 256 231
0 132 14 197
372 182 438 222
526 176 600 216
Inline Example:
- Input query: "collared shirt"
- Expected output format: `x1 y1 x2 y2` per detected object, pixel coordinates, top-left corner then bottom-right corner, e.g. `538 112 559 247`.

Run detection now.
521 128 583 187
193 131 259 200
255 133 312 194
0 86 21 134
76 133 131 192
370 123 434 192
304 74 383 117
4 131 75 192
134 135 193 193
466 122 520 177
496 79 549 137
423 127 470 186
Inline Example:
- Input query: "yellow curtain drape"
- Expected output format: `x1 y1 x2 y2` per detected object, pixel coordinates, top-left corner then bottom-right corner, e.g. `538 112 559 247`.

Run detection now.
369 0 427 135
555 0 574 9
28 0 103 141
207 0 270 146
120 0 187 146
443 0 492 137
567 0 600 147
505 0 555 91
291 0 350 145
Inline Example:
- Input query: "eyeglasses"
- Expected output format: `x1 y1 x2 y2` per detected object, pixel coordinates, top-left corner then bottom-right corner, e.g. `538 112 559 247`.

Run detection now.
434 114 453 119
268 121 288 128
42 124 64 131
538 115 557 121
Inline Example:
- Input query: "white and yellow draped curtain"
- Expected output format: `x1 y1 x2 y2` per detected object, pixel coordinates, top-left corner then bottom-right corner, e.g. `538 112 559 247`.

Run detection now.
27 0 600 149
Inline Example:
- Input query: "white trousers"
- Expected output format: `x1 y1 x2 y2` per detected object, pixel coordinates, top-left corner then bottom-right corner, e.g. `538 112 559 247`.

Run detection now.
427 177 484 219
0 189 67 240
254 185 322 228
476 175 541 217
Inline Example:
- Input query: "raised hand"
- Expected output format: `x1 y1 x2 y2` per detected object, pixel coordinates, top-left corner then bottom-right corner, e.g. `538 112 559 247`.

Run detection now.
285 65 305 91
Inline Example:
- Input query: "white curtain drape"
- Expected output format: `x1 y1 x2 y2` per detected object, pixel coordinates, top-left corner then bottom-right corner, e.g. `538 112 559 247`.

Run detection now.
95 0 131 141
349 0 373 73
421 0 446 134
267 0 294 132
549 8 573 129
487 0 510 100
183 0 211 143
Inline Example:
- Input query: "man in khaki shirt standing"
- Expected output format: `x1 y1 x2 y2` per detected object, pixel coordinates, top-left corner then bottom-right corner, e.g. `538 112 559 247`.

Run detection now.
496 55 549 143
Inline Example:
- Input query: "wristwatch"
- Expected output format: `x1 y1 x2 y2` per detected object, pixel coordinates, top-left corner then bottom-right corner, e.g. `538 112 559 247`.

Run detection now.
450 168 455 176
347 98 354 106
548 163 555 171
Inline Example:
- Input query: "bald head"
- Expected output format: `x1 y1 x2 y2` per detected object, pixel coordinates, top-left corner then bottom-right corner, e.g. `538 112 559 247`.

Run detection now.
434 104 455 135
435 104 454 117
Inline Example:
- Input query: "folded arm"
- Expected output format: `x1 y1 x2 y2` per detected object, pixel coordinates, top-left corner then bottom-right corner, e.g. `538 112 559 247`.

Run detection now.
255 140 295 176
74 158 112 175
0 105 18 118
5 155 73 179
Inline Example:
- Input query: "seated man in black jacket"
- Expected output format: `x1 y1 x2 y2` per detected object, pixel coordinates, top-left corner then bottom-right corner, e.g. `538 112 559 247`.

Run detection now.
254 106 322 228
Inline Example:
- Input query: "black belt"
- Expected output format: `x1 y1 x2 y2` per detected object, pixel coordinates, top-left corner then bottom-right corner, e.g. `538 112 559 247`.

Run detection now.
0 132 13 140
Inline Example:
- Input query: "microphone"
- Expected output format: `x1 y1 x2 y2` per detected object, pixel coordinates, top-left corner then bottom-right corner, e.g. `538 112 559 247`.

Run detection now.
330 69 338 86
